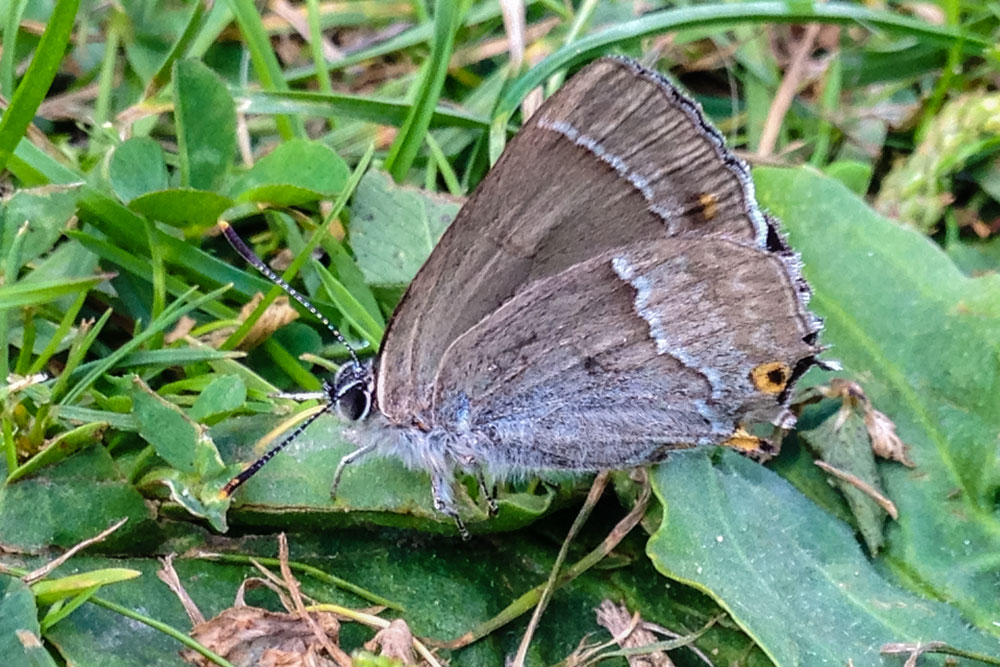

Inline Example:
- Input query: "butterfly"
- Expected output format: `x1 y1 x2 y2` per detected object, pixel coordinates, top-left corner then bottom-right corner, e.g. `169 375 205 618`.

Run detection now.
221 57 825 538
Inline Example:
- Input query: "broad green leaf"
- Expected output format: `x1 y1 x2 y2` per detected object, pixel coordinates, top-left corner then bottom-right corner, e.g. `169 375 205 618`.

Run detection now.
127 188 234 228
1 184 82 272
130 377 201 473
216 414 574 536
0 576 57 667
188 374 247 423
0 447 155 552
108 137 168 203
756 166 1000 632
131 374 227 477
173 59 236 190
137 467 233 532
30 531 764 666
230 138 350 206
647 449 999 666
349 170 460 287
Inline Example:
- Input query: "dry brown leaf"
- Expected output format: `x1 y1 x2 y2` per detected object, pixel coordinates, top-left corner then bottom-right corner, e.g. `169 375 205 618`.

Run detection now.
204 293 299 350
167 535 352 667
819 379 914 467
165 315 197 345
865 406 913 467
181 606 343 667
268 248 297 272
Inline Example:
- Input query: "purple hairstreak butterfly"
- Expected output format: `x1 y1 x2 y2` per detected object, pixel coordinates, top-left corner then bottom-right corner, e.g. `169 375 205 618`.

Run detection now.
220 57 826 538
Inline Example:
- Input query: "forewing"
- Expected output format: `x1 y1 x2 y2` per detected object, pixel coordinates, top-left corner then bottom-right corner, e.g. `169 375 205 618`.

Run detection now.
430 237 819 472
375 57 777 423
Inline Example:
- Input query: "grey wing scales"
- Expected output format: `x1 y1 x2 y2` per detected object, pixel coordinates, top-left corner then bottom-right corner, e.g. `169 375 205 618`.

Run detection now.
429 237 819 474
375 58 779 425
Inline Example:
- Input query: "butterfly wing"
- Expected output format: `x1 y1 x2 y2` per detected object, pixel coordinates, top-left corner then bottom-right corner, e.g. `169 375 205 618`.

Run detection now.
375 57 788 424
429 237 819 472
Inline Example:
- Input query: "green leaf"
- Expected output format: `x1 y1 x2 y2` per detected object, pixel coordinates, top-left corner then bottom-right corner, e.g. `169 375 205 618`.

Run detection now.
137 467 233 533
823 159 873 196
216 414 572 536
384 0 462 181
130 377 232 529
236 89 492 131
127 188 234 228
0 447 155 552
6 422 108 484
108 138 169 203
647 449 1000 666
325 241 384 335
349 170 460 287
56 406 137 432
797 400 889 554
1 185 82 272
313 261 384 348
946 235 1000 277
756 166 1000 632
0 0 79 173
130 376 203 473
188 374 247 423
173 59 236 191
0 576 57 667
223 0 302 140
230 138 350 206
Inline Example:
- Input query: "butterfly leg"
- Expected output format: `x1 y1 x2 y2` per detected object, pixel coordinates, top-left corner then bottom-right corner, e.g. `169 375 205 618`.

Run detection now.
330 443 376 499
431 473 470 540
473 469 499 517
456 454 498 517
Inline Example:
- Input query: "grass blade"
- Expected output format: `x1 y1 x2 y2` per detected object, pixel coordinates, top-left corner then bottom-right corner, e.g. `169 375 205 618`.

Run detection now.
61 285 231 405
0 0 80 172
384 0 464 181
235 89 491 131
490 1 991 159
0 275 111 310
223 0 303 139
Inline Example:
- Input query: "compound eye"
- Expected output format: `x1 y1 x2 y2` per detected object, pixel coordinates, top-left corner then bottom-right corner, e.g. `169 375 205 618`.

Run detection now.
336 383 371 421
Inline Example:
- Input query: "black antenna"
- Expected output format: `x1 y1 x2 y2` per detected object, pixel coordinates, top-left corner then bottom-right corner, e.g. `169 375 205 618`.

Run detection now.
218 221 360 368
220 404 332 498
217 221 357 499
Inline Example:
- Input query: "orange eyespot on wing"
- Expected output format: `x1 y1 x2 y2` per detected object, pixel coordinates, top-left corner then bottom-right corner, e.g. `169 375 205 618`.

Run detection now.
750 361 791 394
722 426 764 452
698 192 719 221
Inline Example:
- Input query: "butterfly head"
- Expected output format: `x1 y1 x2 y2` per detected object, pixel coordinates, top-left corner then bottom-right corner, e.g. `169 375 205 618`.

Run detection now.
328 360 374 422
